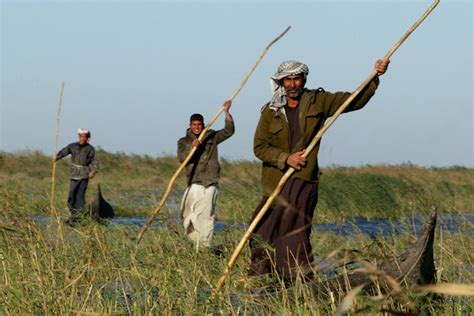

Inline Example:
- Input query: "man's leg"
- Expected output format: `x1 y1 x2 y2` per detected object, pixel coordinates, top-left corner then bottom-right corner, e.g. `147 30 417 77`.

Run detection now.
67 179 80 221
67 179 89 223
247 197 282 277
193 184 218 247
76 179 89 218
75 179 89 212
273 178 318 280
181 184 202 244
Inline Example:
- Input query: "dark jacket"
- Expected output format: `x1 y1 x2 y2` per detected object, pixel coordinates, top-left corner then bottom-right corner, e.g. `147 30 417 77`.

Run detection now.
254 77 379 196
178 119 235 187
56 142 99 180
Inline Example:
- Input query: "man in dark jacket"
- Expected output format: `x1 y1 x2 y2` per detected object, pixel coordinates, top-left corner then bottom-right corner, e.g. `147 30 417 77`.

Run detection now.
178 101 234 247
249 59 389 280
56 128 99 223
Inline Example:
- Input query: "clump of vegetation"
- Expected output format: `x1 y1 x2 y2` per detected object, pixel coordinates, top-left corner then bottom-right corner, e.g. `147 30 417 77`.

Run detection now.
1 210 472 314
0 150 472 221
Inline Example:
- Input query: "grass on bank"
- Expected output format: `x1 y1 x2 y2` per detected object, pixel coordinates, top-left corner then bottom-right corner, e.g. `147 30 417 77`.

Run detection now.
0 150 472 222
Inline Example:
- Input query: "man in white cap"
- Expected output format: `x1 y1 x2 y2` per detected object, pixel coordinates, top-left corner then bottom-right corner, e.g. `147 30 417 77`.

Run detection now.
249 59 390 281
55 128 99 224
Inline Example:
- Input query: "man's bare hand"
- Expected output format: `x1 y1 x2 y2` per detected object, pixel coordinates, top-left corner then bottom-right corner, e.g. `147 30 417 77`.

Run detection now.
192 139 201 147
286 150 306 170
223 100 233 121
375 59 390 76
88 171 96 179
223 100 232 113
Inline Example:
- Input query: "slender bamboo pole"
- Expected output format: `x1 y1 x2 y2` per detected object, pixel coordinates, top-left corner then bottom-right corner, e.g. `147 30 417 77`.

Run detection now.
50 81 65 243
50 81 65 216
209 0 440 301
136 26 291 244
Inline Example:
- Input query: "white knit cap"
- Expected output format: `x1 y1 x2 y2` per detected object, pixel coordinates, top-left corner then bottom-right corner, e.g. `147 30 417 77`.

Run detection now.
77 128 90 135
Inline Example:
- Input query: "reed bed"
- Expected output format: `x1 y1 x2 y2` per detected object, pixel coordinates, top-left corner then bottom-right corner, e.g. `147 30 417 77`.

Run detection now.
1 150 472 221
1 150 473 313
1 209 473 314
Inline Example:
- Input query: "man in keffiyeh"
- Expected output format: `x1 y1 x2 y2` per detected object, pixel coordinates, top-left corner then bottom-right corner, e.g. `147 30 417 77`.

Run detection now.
249 59 390 281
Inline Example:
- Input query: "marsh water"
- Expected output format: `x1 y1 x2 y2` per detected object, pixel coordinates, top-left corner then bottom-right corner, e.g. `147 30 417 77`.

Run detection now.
32 212 474 236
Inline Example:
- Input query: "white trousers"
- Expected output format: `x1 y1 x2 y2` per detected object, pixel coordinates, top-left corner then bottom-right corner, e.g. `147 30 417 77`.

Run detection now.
180 183 218 247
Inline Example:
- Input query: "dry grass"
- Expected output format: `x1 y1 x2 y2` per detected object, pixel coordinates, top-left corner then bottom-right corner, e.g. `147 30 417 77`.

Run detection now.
1 208 473 314
1 150 473 313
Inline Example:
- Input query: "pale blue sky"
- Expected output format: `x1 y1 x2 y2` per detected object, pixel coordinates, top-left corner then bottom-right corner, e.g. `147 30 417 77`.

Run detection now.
1 0 473 167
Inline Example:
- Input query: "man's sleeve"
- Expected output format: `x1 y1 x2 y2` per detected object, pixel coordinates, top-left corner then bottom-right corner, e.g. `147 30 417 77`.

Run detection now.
214 118 235 144
253 110 289 170
56 144 72 160
177 138 192 163
320 76 379 117
89 148 99 172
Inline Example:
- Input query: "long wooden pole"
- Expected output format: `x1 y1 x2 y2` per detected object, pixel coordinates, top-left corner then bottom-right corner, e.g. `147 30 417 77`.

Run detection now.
50 81 65 244
50 81 65 217
136 26 291 244
209 0 440 301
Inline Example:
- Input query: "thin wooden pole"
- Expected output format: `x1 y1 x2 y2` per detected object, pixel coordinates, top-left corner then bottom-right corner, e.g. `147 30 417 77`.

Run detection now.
136 26 291 244
50 81 65 216
209 0 440 301
50 81 65 243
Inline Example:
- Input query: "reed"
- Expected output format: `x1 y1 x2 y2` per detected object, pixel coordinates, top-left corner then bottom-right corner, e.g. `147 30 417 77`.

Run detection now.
1 150 472 221
1 209 472 314
50 81 65 215
50 81 65 244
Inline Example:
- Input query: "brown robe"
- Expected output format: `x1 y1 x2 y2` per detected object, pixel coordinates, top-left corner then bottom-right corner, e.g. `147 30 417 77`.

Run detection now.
248 178 318 279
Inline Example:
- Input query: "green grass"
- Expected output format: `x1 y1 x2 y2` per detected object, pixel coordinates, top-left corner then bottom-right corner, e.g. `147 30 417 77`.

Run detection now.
1 150 473 314
0 150 472 221
1 212 472 314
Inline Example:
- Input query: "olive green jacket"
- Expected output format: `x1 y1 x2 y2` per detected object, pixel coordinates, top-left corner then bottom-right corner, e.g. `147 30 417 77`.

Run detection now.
254 77 379 196
178 119 235 187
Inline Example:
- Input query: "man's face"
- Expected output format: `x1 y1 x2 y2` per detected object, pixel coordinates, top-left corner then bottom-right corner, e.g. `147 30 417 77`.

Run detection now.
78 134 89 145
282 74 305 99
190 120 204 135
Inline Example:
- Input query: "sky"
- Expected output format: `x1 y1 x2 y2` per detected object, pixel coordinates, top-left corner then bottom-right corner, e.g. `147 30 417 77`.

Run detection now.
1 0 473 167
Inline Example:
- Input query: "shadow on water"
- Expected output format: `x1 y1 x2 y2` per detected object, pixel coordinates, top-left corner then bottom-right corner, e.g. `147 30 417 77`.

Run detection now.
32 213 473 236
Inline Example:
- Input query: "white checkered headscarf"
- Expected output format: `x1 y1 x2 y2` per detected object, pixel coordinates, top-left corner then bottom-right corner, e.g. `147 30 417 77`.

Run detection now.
269 61 309 110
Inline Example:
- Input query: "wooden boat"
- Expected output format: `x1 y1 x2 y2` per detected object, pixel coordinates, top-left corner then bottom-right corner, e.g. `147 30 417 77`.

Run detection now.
313 208 437 296
249 209 437 299
89 183 115 219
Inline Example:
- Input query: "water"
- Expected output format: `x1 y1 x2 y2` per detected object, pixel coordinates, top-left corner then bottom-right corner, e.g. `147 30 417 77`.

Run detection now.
313 213 474 236
32 213 474 236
